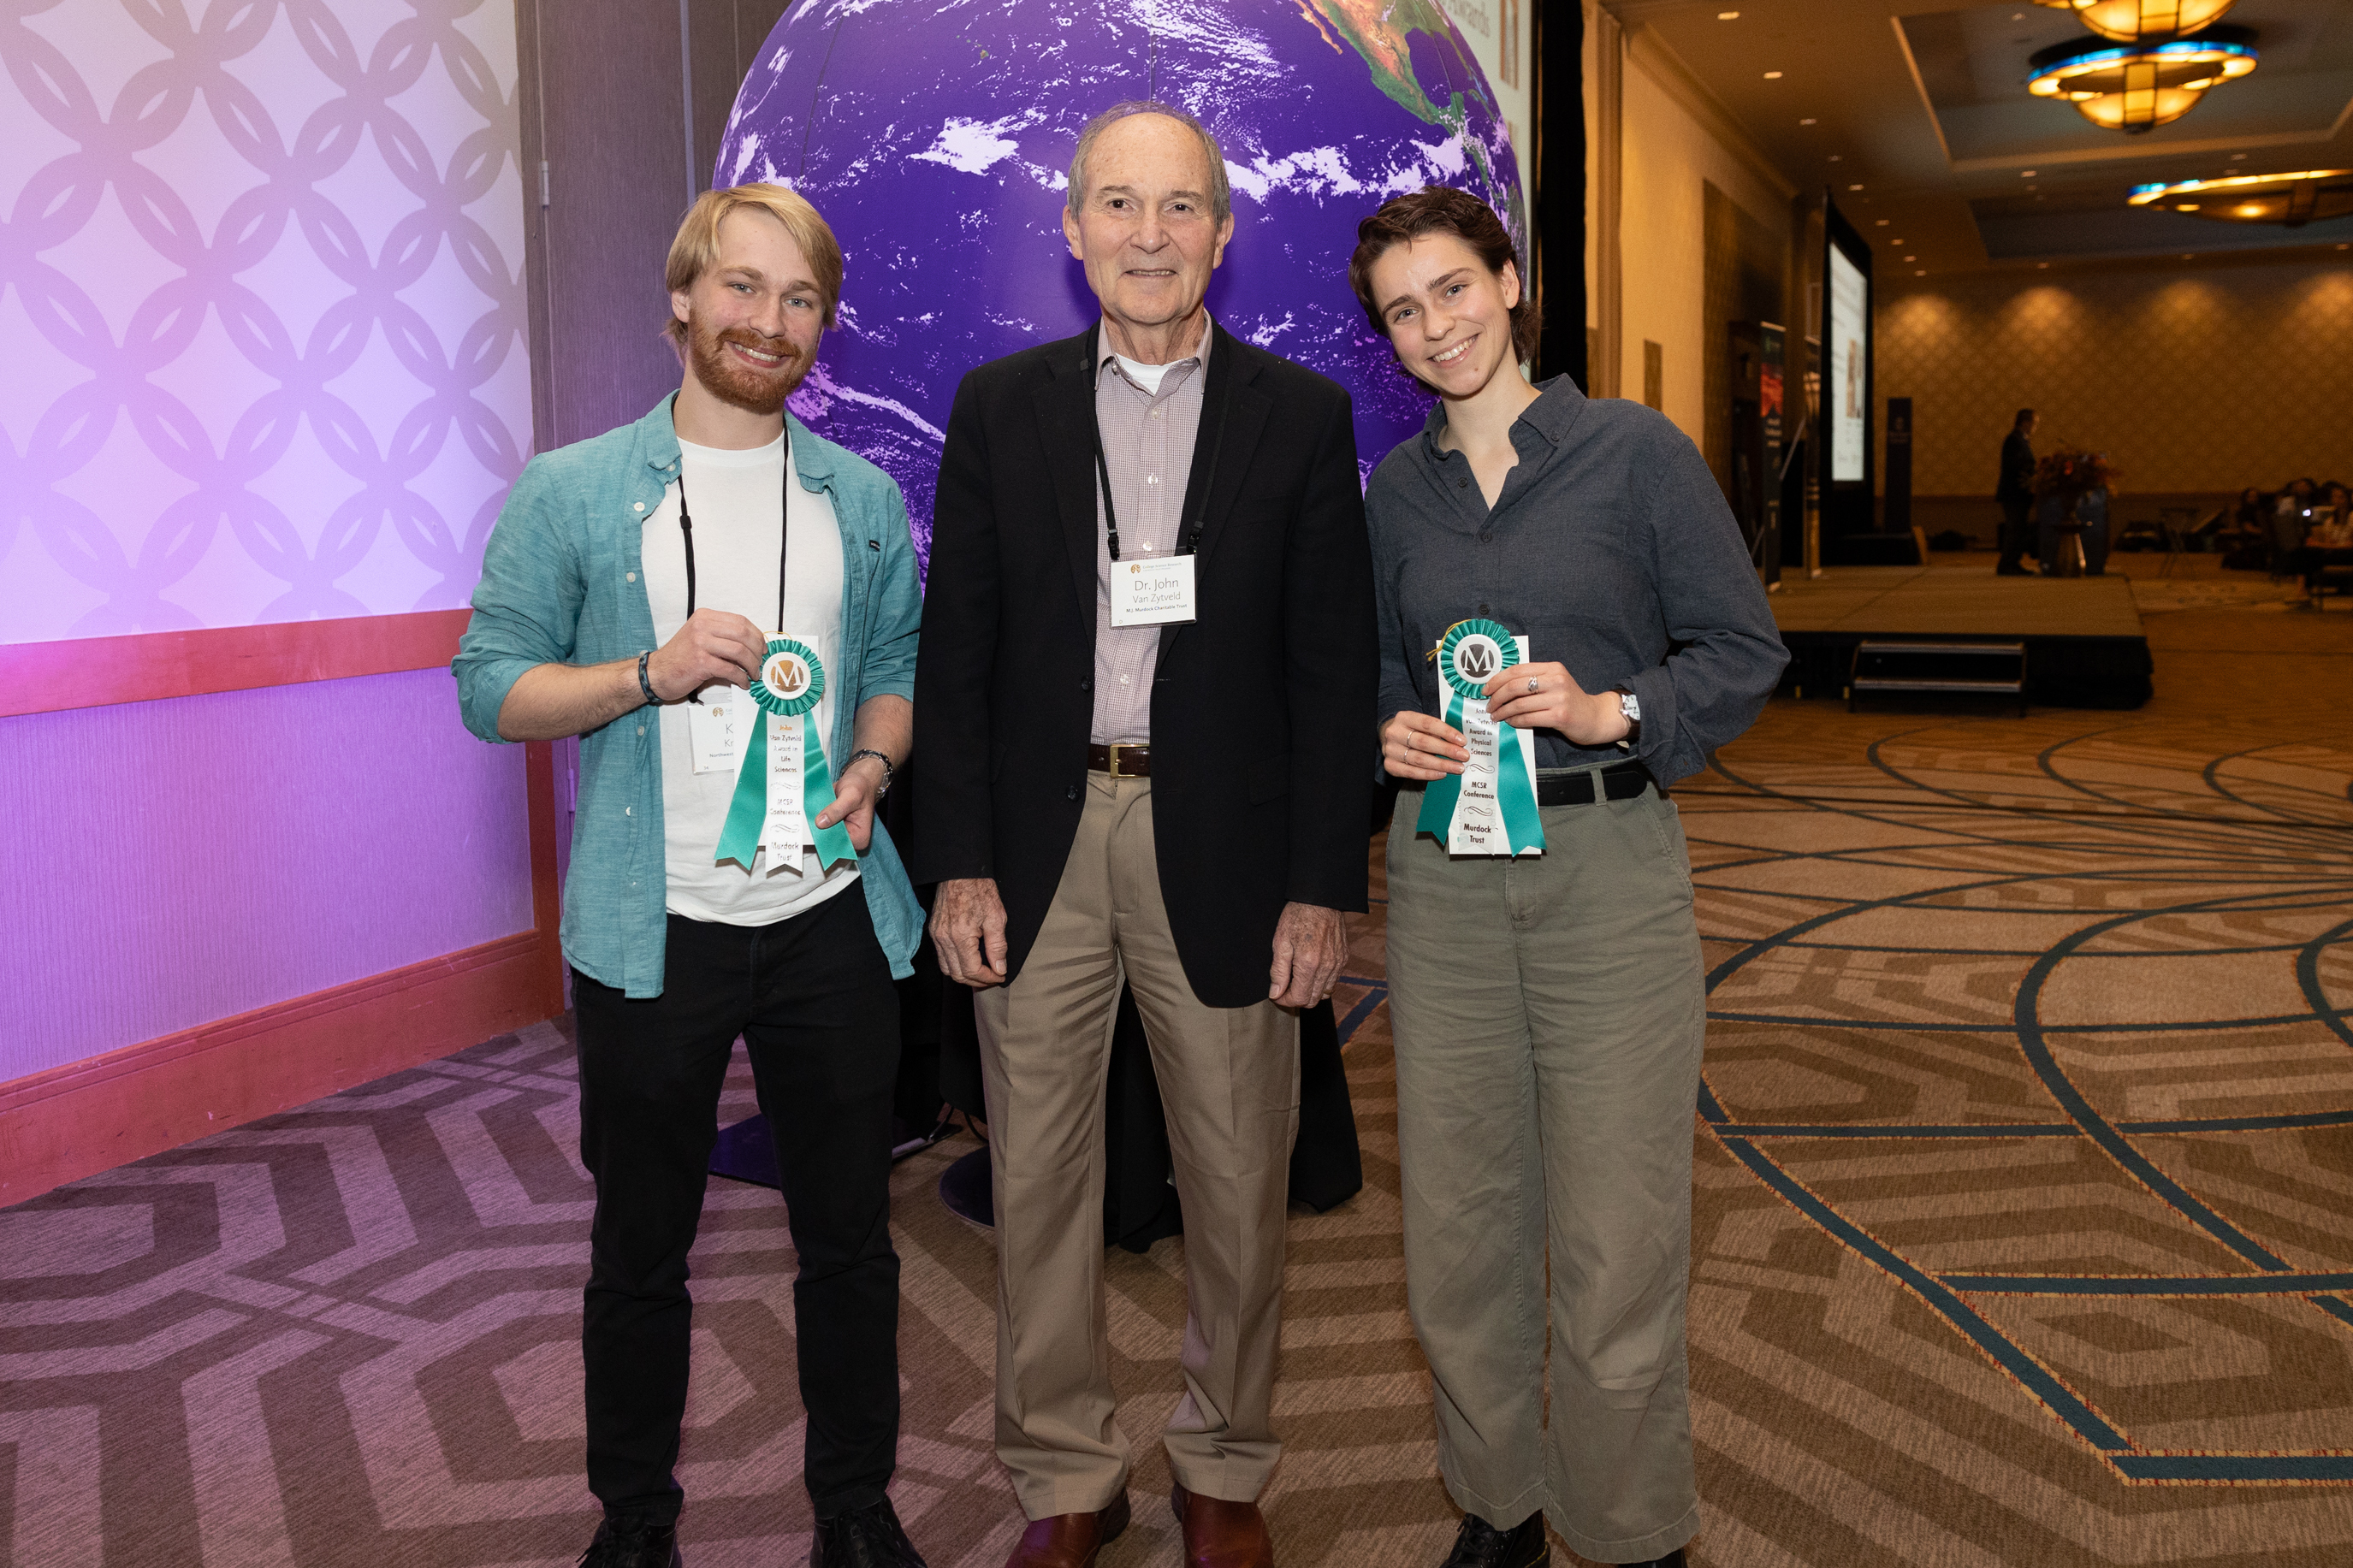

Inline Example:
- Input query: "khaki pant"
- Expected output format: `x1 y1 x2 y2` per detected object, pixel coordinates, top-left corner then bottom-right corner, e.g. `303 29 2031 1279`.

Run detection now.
1385 778 1705 1565
975 773 1300 1519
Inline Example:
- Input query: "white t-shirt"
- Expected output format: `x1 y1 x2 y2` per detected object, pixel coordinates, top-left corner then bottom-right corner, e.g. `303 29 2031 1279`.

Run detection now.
641 431 858 926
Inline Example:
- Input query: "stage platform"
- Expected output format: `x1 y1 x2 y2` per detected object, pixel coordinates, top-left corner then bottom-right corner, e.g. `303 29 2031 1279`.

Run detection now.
1769 565 2153 709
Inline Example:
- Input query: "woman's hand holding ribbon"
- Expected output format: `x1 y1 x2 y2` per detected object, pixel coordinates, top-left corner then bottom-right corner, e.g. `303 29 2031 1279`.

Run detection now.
1381 710 1468 780
1481 661 1632 746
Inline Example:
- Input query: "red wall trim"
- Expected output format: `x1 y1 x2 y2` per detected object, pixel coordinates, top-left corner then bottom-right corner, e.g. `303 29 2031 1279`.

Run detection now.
0 928 566 1204
0 609 473 719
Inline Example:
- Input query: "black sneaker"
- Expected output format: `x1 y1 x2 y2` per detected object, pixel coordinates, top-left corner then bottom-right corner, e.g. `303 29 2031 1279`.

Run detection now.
810 1494 927 1567
578 1513 683 1568
1439 1512 1548 1568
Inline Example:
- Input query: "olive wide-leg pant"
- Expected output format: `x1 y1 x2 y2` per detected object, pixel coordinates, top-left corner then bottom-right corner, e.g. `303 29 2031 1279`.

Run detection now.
1385 778 1705 1565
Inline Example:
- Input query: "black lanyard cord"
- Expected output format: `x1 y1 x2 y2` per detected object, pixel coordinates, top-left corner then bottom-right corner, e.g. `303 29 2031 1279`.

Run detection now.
673 424 791 702
1087 321 1223 565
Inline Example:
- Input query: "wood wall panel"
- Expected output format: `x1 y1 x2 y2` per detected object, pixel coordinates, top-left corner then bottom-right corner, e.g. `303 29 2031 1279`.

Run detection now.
0 930 563 1204
0 610 470 718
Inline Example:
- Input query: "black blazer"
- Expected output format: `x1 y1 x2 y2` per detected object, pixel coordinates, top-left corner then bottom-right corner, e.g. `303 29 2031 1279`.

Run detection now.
913 323 1376 1008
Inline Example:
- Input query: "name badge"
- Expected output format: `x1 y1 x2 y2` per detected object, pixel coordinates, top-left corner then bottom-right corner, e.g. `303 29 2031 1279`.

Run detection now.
685 687 745 775
1109 554 1197 627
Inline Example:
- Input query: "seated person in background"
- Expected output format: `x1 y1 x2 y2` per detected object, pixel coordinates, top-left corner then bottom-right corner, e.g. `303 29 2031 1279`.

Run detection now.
2289 482 2353 605
2208 485 2269 562
2275 476 2319 518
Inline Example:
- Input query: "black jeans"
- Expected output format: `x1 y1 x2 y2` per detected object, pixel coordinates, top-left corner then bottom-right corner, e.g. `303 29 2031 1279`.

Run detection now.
572 890 902 1524
1998 498 2033 571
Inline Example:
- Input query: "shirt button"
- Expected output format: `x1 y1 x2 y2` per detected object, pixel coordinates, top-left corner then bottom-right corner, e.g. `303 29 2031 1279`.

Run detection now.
633 502 644 512
1146 474 1159 486
1479 528 1494 543
1118 674 1129 684
637 725 645 736
1080 677 1092 692
625 806 632 815
1457 478 1468 489
1479 602 1491 614
1065 784 1080 801
626 571 637 582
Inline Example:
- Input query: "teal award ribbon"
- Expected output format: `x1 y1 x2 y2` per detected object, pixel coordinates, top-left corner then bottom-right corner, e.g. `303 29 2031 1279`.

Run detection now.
1414 618 1545 855
714 637 856 872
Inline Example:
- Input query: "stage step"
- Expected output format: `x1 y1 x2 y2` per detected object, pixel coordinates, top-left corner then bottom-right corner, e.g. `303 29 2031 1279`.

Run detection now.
1847 640 2028 715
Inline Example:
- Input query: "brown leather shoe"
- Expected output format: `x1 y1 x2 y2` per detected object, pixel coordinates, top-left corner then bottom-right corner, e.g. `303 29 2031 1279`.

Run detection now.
1003 1492 1130 1568
1170 1482 1275 1568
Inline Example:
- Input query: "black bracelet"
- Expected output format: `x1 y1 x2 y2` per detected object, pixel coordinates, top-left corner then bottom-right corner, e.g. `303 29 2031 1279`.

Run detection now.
637 650 659 707
846 748 895 794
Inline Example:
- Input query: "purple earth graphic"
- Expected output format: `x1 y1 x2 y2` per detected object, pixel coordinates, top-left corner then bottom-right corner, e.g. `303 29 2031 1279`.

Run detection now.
715 0 1526 567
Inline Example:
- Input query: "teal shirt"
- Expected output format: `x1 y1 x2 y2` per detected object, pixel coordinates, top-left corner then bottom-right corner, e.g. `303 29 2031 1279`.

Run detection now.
453 398 925 997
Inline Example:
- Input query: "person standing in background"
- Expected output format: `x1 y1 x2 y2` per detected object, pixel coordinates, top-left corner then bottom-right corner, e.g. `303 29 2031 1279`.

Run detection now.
453 185 928 1568
1996 407 2038 576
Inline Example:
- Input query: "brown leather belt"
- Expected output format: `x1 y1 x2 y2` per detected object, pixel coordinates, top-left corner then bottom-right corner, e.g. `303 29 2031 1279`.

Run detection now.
1087 742 1152 778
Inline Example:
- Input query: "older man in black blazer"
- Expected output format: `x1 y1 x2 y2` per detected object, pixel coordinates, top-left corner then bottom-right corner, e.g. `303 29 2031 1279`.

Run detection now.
913 101 1374 1568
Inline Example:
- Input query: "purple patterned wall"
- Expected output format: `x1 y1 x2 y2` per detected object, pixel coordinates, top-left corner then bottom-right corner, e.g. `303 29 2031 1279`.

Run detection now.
0 670 533 1083
0 0 531 643
0 2 542 1090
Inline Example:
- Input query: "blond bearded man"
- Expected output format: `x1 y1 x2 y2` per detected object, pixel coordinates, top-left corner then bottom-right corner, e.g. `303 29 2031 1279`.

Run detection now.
457 186 928 1568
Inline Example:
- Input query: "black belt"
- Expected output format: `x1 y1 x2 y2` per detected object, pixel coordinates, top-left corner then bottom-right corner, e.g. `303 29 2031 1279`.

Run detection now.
1536 759 1656 807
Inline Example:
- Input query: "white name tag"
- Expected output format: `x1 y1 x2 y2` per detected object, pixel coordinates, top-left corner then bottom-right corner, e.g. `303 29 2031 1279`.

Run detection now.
685 687 745 775
1109 553 1197 627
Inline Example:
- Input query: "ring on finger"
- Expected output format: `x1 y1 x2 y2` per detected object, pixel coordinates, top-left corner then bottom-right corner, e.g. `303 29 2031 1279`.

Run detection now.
1526 676 1539 692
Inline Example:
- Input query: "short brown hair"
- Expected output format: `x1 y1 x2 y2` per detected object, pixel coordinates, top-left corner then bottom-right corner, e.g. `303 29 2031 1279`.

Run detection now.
1348 186 1538 364
664 183 844 344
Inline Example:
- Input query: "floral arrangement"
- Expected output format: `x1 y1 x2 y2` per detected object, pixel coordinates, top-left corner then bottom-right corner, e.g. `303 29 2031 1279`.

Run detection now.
2031 447 2121 500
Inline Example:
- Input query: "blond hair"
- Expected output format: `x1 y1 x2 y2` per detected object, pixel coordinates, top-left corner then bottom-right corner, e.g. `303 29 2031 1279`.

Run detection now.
664 183 844 344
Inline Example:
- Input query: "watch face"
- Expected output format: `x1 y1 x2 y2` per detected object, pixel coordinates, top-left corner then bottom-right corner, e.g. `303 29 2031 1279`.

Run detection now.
1621 692 1642 721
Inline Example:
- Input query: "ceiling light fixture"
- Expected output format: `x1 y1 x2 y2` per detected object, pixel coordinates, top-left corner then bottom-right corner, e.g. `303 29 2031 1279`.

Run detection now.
1800 117 1817 125
1763 70 1783 79
2128 169 2353 227
2027 27 2258 133
1849 183 1864 191
1719 9 1740 18
2032 1 2238 44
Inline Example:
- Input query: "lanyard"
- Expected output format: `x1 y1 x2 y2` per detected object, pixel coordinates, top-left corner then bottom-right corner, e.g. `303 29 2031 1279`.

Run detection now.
1086 320 1226 564
673 422 791 703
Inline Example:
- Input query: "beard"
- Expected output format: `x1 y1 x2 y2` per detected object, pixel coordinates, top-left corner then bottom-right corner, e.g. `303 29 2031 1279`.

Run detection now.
685 314 807 415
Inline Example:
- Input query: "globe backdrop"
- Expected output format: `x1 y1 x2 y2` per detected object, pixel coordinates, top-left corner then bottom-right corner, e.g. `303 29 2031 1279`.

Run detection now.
715 0 1526 567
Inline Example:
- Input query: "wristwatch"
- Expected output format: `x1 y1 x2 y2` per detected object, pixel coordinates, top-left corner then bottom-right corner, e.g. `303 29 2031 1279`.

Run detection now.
1612 687 1641 751
847 748 895 794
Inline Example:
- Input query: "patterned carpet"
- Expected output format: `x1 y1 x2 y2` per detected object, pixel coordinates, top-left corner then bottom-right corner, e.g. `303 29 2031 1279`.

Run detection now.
4 603 2350 1566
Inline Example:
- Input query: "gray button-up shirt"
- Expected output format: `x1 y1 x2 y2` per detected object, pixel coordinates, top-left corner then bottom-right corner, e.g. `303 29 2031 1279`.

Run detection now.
1090 317 1210 744
1366 376 1787 785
